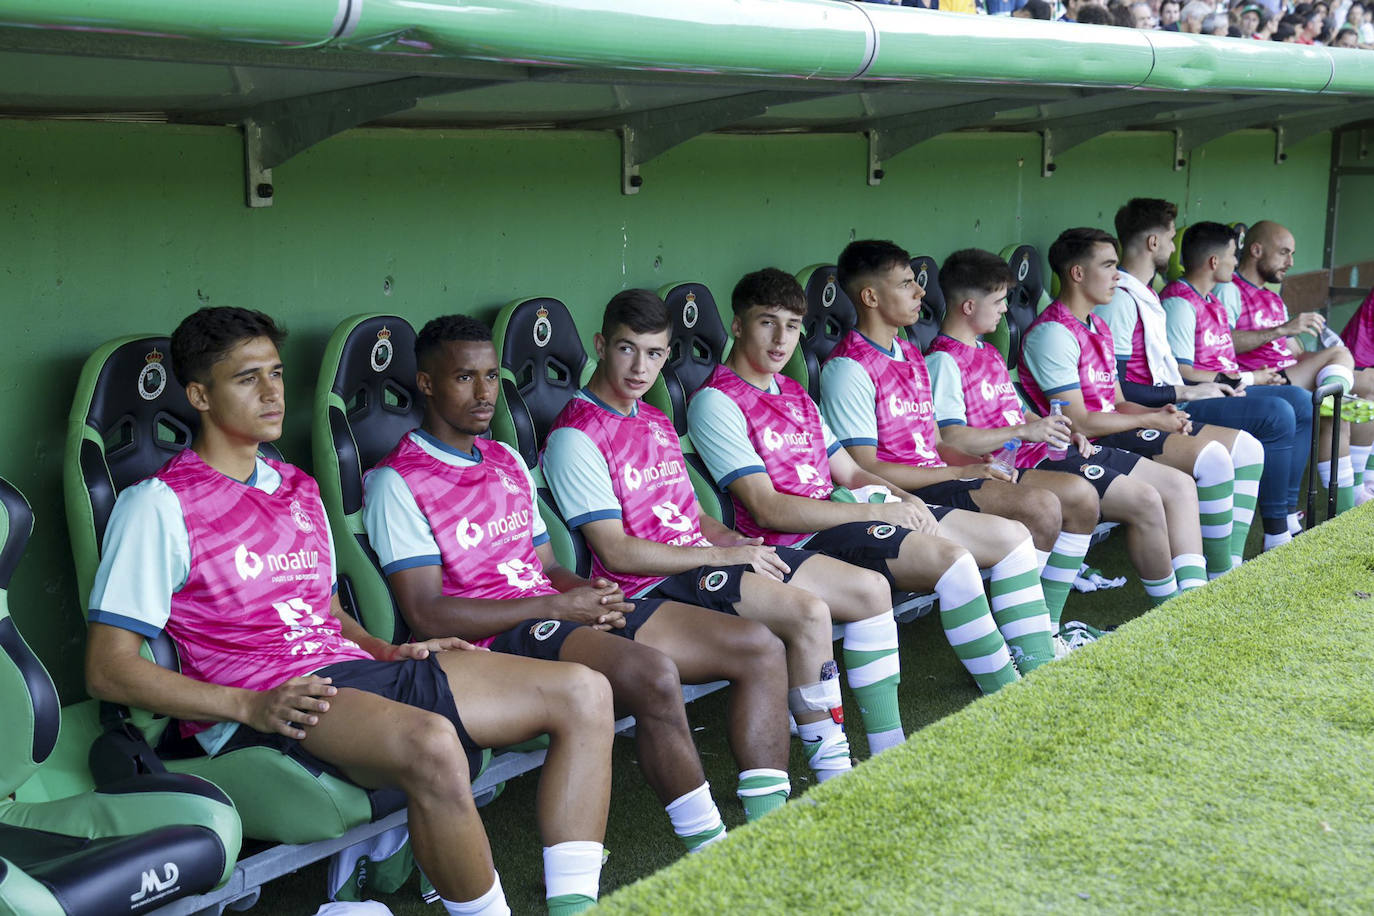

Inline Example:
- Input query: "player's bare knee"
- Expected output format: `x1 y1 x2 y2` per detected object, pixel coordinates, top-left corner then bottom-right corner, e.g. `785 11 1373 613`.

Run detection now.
624 648 685 719
402 713 473 799
551 664 615 732
855 568 892 619
1060 478 1100 532
733 618 786 672
1016 488 1061 544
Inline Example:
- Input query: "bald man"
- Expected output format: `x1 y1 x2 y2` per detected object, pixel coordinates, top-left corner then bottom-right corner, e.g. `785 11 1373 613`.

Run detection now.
1219 220 1374 515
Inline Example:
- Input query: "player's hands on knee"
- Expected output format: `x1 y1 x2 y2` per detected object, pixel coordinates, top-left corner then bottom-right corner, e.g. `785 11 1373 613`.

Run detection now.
389 637 488 660
878 499 938 535
722 545 789 581
556 585 631 629
1072 433 1092 457
245 675 336 740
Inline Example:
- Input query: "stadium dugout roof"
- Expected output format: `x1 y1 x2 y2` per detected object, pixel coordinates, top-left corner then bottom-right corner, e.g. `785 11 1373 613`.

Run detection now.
3 0 1374 198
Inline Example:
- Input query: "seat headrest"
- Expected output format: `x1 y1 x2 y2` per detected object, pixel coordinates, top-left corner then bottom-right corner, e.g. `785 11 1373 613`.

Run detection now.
0 478 33 593
493 298 587 465
322 316 422 513
1003 245 1045 371
661 283 729 434
907 256 948 352
796 265 857 400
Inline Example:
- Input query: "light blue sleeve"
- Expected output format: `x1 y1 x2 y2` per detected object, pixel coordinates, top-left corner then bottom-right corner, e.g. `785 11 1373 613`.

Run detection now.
1161 296 1199 365
818 412 841 457
362 466 443 574
925 351 968 426
87 478 188 638
819 357 879 448
542 427 623 528
1215 281 1242 327
685 387 769 488
1020 322 1083 395
1094 289 1138 360
496 441 548 545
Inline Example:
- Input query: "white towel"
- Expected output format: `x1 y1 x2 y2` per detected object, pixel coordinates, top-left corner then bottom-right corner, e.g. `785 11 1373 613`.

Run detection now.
1117 271 1184 387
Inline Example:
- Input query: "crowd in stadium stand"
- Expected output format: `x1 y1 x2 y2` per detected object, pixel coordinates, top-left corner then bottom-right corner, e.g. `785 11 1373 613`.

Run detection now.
861 0 1374 45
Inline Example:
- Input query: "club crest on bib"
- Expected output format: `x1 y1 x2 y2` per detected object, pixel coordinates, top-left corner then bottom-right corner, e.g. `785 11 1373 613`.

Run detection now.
289 499 315 533
533 306 552 348
494 466 523 496
683 291 699 329
138 348 167 401
530 620 561 641
787 403 806 424
699 570 729 592
650 423 672 447
370 326 394 372
454 518 483 550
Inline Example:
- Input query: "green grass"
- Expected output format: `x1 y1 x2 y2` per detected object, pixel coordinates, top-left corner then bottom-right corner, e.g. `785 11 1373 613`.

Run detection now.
252 513 1370 913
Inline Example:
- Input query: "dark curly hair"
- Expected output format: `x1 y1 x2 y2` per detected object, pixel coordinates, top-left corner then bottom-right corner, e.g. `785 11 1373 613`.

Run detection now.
170 307 285 386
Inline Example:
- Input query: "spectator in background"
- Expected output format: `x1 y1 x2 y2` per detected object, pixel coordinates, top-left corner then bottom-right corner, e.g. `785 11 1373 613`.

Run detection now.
1333 23 1361 41
1179 0 1212 30
1297 8 1326 41
1060 0 1089 20
1159 0 1183 27
1078 3 1117 22
1273 19 1300 38
1014 0 1054 18
1353 2 1374 42
986 0 1032 16
1238 5 1265 36
1129 1 1156 26
1202 11 1232 31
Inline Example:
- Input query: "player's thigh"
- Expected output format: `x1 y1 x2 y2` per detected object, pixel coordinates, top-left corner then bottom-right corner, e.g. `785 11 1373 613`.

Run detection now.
633 600 780 683
1018 468 1100 522
936 507 1027 566
299 686 466 790
784 552 890 624
1133 454 1198 504
435 649 606 749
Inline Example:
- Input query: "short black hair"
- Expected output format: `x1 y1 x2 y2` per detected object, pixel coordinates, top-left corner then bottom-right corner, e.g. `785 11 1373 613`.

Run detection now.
1180 221 1237 272
1048 227 1119 280
837 240 912 306
1115 198 1178 247
170 306 285 386
602 289 670 339
1076 3 1116 24
731 268 806 316
939 249 1015 305
1023 0 1053 17
415 314 492 372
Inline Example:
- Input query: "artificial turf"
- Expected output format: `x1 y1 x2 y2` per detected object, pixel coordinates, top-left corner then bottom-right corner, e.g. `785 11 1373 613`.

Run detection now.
260 511 1370 913
598 508 1374 914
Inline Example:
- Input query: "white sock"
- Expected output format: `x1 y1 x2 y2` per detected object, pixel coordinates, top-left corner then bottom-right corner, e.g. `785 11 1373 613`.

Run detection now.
1264 530 1293 550
1034 547 1051 575
796 717 852 782
543 841 603 903
665 783 725 851
1317 363 1355 395
1318 459 1333 487
442 873 510 916
1287 512 1302 535
1350 443 1373 487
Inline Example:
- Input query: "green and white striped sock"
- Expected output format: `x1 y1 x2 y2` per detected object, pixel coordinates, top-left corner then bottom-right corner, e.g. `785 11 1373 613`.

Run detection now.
1225 432 1263 569
1351 443 1373 488
665 783 726 853
988 537 1055 673
736 768 790 821
1172 553 1206 591
1143 572 1179 605
1040 530 1091 629
1193 441 1235 578
842 611 903 753
935 552 1019 693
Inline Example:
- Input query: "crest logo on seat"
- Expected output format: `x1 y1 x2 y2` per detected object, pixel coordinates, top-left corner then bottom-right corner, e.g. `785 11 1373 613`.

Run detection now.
138 348 167 401
1017 254 1031 282
822 275 837 308
370 327 394 373
917 266 929 290
683 291 699 329
533 306 553 348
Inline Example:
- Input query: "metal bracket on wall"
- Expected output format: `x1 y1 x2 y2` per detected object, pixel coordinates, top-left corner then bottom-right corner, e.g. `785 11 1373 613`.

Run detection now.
225 77 497 207
1167 98 1310 170
1038 101 1189 178
572 91 812 195
1274 102 1374 165
862 98 1026 186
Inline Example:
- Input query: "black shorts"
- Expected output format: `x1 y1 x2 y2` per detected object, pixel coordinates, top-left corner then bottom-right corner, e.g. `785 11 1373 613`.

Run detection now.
912 478 984 512
1095 422 1206 460
804 520 918 587
646 547 813 611
216 655 484 780
486 598 666 660
1030 445 1143 497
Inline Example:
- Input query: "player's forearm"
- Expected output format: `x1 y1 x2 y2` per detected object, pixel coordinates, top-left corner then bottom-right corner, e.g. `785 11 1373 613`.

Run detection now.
742 487 885 534
403 594 562 642
86 642 253 726
584 530 722 577
1175 364 1215 384
1231 328 1281 354
1072 408 1151 438
848 451 954 492
940 423 1027 456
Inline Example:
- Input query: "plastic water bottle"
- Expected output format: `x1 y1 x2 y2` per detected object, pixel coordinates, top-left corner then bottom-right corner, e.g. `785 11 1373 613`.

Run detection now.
1046 400 1069 461
1319 324 1343 350
990 438 1020 476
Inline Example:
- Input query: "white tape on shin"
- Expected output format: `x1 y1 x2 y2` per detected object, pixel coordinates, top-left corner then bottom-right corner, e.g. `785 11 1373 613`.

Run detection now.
788 678 842 716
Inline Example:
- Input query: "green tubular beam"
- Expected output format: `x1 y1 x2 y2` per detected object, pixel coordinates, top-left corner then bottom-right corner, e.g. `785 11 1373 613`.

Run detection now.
0 0 345 47
341 0 874 79
1141 29 1333 92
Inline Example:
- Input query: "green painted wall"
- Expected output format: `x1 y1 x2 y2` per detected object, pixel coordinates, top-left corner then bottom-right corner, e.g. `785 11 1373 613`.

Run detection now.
0 118 1342 698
